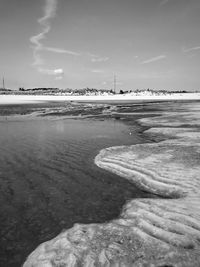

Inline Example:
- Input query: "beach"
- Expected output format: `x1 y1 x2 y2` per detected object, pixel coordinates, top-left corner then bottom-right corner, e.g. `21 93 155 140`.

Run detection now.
20 97 200 266
2 0 200 264
1 92 200 105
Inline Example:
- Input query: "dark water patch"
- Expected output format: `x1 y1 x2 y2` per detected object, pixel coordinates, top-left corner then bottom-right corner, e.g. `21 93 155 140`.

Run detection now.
2 100 191 266
0 102 70 116
0 102 110 119
0 117 158 267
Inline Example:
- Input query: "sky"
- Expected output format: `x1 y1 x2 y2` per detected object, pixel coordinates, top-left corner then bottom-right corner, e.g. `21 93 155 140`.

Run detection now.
0 0 200 91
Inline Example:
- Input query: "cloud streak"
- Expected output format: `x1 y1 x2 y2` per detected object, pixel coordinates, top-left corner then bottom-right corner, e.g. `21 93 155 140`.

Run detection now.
91 69 104 73
30 0 79 79
91 56 109 62
86 53 109 63
159 0 170 6
30 0 57 62
141 55 166 64
45 47 80 55
38 68 64 75
183 46 200 53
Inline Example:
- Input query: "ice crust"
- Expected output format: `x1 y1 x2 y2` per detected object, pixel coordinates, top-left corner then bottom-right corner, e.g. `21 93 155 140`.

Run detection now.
23 102 200 267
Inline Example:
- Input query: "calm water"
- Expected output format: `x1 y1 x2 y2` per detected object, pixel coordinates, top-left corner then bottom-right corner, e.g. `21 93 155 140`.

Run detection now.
0 110 155 266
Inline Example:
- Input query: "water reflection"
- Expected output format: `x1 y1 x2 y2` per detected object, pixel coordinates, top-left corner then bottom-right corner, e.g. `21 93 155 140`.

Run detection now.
0 117 153 266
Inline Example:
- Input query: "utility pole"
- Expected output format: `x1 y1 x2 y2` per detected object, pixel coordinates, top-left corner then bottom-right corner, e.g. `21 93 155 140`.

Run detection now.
114 74 116 94
2 76 5 90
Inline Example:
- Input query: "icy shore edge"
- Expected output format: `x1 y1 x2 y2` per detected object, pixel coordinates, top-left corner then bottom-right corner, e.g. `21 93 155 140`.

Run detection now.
23 101 200 267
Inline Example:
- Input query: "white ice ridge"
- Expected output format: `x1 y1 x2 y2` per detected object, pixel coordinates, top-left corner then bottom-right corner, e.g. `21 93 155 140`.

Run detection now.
24 102 200 266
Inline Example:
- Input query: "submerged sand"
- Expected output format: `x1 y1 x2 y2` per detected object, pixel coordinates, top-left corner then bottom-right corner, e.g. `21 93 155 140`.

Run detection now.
24 101 200 266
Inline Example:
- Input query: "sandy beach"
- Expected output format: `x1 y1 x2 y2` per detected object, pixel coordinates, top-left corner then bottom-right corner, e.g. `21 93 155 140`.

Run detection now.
23 99 200 267
1 93 200 105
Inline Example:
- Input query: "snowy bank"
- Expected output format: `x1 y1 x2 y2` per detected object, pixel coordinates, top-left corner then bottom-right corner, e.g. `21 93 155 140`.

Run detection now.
0 92 200 104
23 101 200 267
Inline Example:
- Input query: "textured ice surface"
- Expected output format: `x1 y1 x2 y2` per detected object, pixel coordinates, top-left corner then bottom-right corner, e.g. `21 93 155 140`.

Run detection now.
24 102 200 267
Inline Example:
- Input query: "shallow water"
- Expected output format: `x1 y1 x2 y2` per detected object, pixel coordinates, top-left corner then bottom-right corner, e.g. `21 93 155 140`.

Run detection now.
0 112 155 266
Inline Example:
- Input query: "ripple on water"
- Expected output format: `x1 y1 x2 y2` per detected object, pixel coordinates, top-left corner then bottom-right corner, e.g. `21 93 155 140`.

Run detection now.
0 116 154 267
24 101 200 267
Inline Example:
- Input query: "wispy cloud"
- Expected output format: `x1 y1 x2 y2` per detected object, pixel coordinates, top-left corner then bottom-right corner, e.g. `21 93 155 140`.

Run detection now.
141 55 166 64
55 76 63 80
91 69 104 73
86 53 109 63
91 56 109 62
38 67 64 76
182 46 200 53
30 0 57 65
159 0 170 6
45 47 80 55
30 0 79 79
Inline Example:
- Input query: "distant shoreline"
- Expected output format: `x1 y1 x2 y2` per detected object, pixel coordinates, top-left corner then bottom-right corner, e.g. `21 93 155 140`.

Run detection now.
0 93 200 104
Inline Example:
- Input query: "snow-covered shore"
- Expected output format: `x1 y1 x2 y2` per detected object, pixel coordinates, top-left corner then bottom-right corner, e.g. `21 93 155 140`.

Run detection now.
0 92 200 104
23 100 200 267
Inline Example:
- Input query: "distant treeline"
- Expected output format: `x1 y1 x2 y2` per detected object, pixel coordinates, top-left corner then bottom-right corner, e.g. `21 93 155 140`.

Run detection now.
0 88 12 92
0 87 196 95
18 87 114 93
19 87 59 91
131 88 189 94
0 87 115 96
